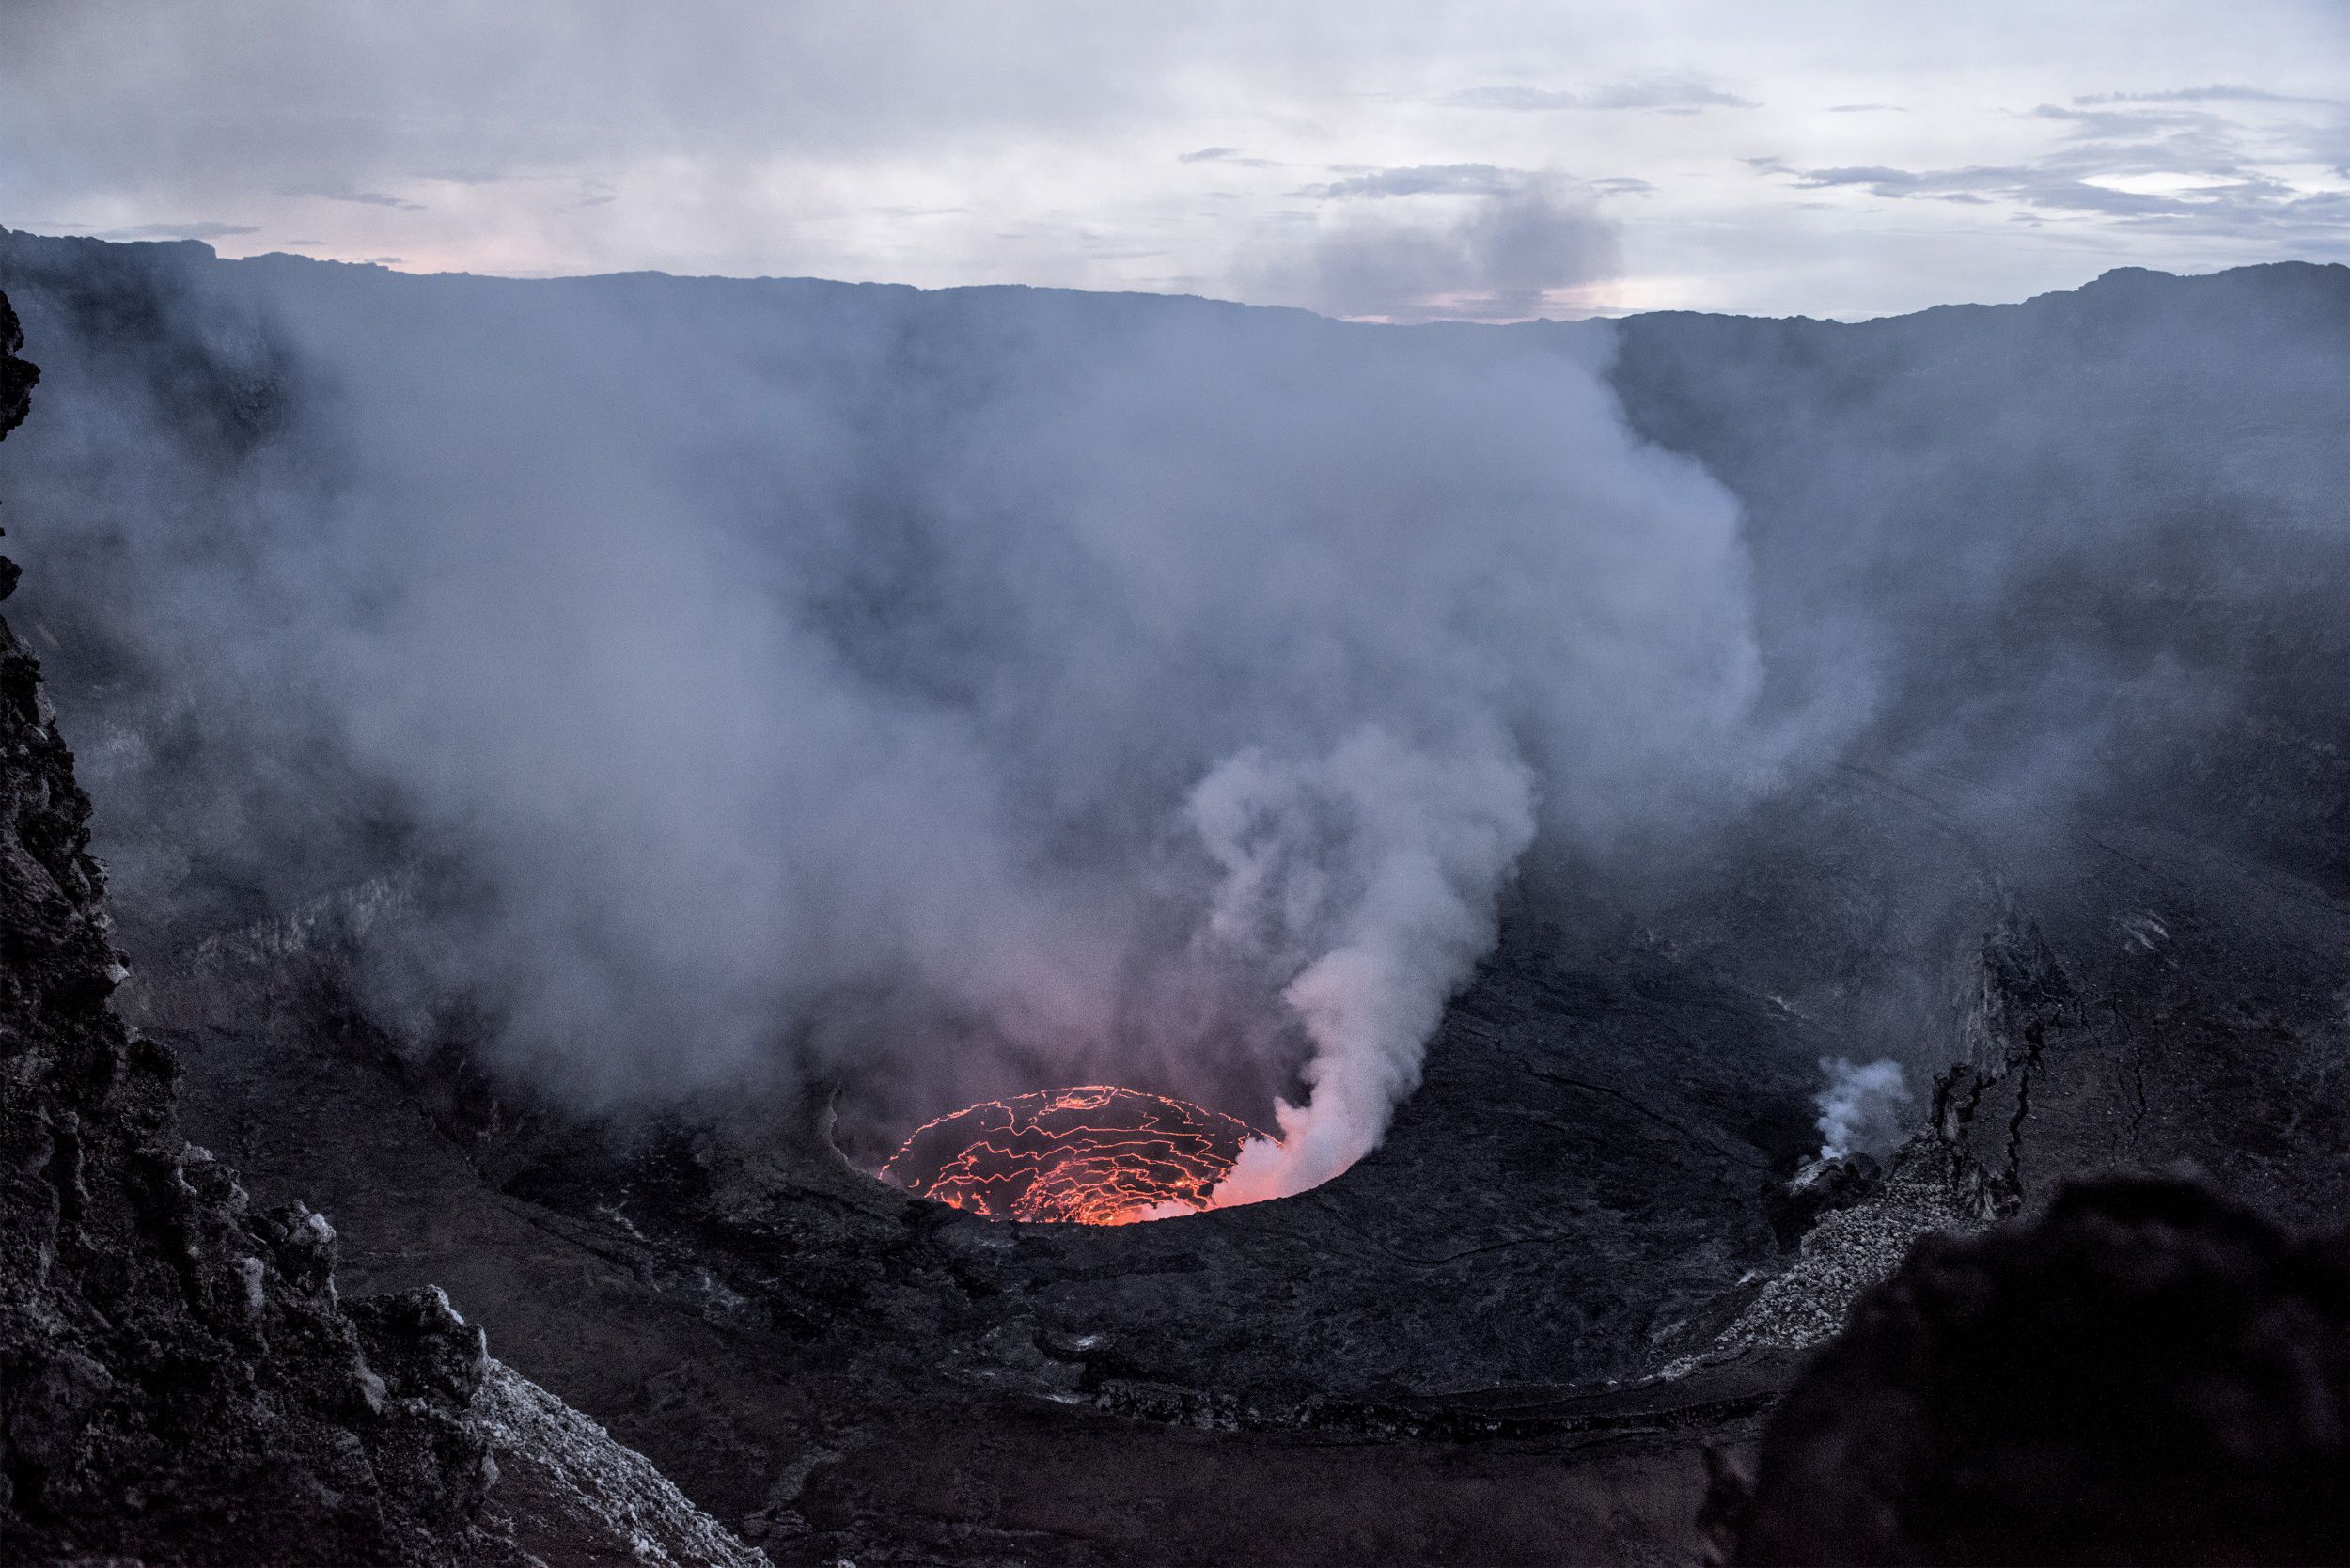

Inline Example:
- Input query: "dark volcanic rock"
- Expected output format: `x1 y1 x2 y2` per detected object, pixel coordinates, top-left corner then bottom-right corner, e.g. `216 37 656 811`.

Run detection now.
0 290 34 442
0 290 31 598
0 289 762 1568
1716 1178 2350 1566
1762 1153 1883 1251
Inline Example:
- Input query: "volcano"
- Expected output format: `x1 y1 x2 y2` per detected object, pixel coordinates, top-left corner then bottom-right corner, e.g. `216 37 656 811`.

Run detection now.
882 1085 1268 1224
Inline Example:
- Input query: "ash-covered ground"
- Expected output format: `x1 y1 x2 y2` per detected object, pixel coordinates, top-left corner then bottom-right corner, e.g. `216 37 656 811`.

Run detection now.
3 233 2348 1563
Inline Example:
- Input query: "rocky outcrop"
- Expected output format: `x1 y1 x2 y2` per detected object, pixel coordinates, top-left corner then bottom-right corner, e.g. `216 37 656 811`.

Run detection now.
0 293 33 442
1712 1178 2350 1565
470 1361 774 1568
0 292 33 599
0 291 763 1567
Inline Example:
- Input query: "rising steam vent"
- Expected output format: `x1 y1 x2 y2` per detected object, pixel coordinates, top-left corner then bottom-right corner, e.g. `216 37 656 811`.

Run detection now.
882 1086 1267 1225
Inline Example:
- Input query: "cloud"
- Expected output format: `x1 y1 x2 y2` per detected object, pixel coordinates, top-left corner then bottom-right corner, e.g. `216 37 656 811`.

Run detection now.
2028 102 2238 141
1246 173 1621 321
1179 146 1276 170
2 0 2343 321
1445 86 1580 111
1790 165 2013 198
1297 163 1524 199
1762 89 2350 239
2076 85 2334 106
306 189 427 210
91 221 260 241
0 1 1236 185
1442 74 1756 112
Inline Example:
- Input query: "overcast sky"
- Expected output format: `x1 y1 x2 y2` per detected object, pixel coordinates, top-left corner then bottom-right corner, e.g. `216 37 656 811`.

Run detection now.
4 0 2346 320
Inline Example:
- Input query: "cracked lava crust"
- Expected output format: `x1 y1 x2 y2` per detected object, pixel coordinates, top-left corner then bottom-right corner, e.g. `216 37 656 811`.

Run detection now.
881 1085 1268 1225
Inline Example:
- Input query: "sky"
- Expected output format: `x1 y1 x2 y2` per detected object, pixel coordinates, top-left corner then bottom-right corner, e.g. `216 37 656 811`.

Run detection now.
3 0 2347 320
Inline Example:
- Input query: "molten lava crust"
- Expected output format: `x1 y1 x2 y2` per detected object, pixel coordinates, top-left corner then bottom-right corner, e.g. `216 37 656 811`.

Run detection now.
882 1085 1266 1225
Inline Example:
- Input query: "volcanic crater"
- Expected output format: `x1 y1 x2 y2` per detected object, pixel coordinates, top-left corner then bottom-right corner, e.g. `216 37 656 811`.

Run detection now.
6 232 2350 1564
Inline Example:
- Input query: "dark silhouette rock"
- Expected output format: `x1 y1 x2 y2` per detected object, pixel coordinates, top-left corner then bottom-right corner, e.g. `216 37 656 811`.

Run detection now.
1716 1178 2350 1565
0 289 30 600
0 290 33 439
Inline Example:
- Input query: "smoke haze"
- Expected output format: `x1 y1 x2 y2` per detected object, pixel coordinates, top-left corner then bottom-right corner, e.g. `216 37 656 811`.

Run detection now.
0 236 1763 1195
9 235 2347 1200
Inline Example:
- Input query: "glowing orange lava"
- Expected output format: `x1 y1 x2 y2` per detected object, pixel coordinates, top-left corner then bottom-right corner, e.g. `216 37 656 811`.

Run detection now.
881 1085 1266 1226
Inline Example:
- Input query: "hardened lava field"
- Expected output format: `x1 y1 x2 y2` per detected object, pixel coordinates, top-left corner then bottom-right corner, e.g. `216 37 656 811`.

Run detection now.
882 1085 1266 1225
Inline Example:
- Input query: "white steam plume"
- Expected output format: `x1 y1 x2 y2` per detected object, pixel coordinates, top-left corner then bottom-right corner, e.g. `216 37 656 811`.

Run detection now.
1189 727 1536 1203
1814 1056 1912 1160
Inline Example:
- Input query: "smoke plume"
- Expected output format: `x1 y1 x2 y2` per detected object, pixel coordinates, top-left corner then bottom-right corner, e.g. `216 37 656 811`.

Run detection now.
1188 727 1536 1200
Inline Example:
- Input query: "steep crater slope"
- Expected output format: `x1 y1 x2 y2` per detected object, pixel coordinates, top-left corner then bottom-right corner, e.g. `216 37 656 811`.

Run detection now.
0 286 764 1567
